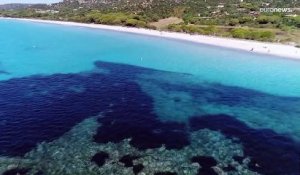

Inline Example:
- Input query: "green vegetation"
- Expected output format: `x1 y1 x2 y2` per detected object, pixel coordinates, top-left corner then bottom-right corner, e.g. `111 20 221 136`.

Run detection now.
168 24 219 35
71 11 152 28
228 19 240 26
0 9 154 28
230 28 275 41
0 9 45 18
257 15 280 24
293 16 300 28
168 24 275 41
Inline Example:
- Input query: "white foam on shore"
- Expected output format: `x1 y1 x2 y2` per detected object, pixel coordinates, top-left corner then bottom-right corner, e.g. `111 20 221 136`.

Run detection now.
2 17 300 59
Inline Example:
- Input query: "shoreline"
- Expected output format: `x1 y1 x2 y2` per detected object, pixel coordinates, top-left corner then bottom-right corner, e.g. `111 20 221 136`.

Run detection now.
2 17 300 59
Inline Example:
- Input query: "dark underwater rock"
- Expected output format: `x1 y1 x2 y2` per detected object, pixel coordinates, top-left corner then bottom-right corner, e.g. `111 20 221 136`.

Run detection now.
198 168 218 175
33 171 44 175
233 155 244 164
173 97 181 102
222 165 235 172
191 156 218 175
132 164 144 175
119 155 140 167
154 172 177 175
189 114 300 175
2 168 30 175
191 156 217 168
0 70 9 75
91 151 109 167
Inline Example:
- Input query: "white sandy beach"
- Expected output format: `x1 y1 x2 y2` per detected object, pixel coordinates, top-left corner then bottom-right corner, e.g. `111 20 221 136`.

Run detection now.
3 18 300 59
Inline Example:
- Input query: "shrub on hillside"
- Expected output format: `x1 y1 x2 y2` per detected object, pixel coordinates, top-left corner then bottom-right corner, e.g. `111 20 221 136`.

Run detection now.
238 16 253 24
125 19 139 26
229 19 240 26
257 15 280 25
231 28 275 41
231 28 250 39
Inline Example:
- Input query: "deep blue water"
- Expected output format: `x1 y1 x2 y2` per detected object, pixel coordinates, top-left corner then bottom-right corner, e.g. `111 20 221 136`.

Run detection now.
0 19 300 175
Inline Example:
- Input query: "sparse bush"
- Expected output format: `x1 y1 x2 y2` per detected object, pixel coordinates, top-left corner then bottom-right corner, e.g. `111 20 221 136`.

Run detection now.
168 24 204 34
125 19 139 26
257 15 280 25
259 31 275 40
168 24 182 32
229 19 239 26
203 25 217 35
231 28 250 39
136 20 147 28
239 16 253 24
294 16 300 28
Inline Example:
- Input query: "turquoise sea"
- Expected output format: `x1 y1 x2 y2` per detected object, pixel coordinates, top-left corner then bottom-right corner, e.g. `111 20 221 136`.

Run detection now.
0 19 299 175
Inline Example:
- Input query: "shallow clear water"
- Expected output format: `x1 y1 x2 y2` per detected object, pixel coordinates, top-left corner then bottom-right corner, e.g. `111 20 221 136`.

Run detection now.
1 20 300 97
0 19 299 175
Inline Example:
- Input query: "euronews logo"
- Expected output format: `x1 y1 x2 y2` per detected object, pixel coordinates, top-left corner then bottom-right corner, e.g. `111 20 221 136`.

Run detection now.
260 8 293 13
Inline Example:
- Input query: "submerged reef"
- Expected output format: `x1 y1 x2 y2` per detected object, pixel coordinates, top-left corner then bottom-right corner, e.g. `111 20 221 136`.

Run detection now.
0 118 247 175
190 114 300 175
0 61 300 175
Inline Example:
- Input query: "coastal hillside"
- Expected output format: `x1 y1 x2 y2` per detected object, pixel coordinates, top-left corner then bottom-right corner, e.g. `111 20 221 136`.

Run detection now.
0 4 49 10
0 0 299 45
0 4 32 10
